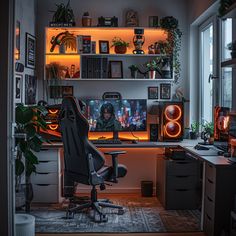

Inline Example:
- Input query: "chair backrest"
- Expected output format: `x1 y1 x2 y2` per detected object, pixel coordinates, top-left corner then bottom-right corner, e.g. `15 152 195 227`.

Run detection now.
59 96 105 184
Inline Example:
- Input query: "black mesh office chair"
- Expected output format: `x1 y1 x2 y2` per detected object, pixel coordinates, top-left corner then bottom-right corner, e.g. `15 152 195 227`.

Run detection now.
59 96 127 222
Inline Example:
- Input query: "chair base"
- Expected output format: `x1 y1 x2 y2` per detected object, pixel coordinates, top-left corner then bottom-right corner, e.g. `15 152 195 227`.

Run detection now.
66 200 125 222
66 186 125 222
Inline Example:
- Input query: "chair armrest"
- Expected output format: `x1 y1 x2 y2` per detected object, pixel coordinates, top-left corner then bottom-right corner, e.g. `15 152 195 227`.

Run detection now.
104 151 126 182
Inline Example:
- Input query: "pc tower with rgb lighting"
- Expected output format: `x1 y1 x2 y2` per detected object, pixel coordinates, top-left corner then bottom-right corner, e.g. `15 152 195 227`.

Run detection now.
158 102 184 141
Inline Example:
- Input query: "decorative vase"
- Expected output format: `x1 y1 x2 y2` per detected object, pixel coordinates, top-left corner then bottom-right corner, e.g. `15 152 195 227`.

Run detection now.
149 70 156 79
82 16 92 27
130 70 138 79
208 137 214 145
114 45 127 54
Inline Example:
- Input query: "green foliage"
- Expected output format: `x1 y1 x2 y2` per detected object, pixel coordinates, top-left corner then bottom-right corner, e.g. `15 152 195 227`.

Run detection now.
146 58 163 74
111 37 129 47
160 16 182 83
51 0 75 23
190 121 200 133
128 64 138 71
202 121 214 137
15 104 48 177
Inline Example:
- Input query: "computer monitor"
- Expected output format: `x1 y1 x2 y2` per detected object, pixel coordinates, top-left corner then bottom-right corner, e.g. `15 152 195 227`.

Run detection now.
86 99 147 132
229 113 236 139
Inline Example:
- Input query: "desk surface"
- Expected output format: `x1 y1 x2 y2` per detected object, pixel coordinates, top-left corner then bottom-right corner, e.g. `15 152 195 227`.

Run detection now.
43 139 236 167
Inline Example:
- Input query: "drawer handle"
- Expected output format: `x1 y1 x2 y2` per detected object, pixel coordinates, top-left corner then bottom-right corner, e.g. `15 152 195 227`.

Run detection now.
39 161 50 163
207 196 213 202
176 162 188 164
206 213 212 221
207 178 214 184
176 175 189 178
36 184 50 186
175 189 188 191
36 172 50 175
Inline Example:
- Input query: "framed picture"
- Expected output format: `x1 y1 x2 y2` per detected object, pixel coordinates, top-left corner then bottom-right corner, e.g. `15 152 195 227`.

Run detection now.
62 86 73 97
14 74 22 103
160 83 171 99
148 86 158 99
25 33 36 69
25 74 37 105
99 40 109 54
15 21 20 60
109 61 123 78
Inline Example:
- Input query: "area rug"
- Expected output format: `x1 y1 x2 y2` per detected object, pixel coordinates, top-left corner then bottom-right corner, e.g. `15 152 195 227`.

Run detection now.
31 197 201 233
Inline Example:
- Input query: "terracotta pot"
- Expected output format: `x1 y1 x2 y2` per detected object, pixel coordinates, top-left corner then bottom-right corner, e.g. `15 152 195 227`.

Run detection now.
82 17 92 27
208 137 214 145
114 45 127 54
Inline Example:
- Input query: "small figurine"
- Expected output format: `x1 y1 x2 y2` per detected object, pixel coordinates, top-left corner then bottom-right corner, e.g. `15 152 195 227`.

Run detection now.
125 10 139 27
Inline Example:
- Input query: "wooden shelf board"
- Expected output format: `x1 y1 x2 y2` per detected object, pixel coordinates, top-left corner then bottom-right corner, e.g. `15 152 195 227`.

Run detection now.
221 58 236 68
46 53 168 57
222 2 236 19
61 78 174 81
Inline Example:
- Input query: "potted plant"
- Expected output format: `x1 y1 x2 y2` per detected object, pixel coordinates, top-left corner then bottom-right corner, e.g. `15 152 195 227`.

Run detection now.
50 0 75 26
146 59 162 79
160 16 182 83
82 12 92 27
202 121 214 144
227 40 236 58
111 37 129 54
128 64 138 78
154 40 168 54
189 121 200 139
15 104 48 211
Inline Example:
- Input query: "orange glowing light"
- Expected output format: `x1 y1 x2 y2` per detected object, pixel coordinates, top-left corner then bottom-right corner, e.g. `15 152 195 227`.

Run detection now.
48 109 59 115
164 105 182 121
164 121 182 138
48 124 59 130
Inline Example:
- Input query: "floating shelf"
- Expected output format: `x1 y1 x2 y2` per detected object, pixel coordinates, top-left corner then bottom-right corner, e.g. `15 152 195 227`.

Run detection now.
221 58 236 68
221 2 236 19
46 53 168 57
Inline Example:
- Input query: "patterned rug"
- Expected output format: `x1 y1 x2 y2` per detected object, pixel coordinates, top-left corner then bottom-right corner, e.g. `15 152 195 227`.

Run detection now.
31 197 201 233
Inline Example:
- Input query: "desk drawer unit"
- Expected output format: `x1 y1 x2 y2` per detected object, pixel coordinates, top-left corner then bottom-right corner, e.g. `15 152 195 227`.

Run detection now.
156 156 199 210
32 149 62 203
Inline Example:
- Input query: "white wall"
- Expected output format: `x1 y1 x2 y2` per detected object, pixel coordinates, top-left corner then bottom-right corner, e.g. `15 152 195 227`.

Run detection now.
15 0 36 104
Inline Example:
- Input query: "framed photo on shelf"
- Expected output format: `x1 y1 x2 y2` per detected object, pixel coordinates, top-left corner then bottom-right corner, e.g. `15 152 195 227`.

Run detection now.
109 61 123 78
99 40 109 54
15 21 20 60
25 74 37 105
14 74 22 103
148 86 158 99
25 33 36 69
160 83 171 99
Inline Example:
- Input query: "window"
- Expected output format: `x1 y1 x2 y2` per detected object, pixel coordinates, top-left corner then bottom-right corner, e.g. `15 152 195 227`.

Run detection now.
221 18 232 108
200 21 214 123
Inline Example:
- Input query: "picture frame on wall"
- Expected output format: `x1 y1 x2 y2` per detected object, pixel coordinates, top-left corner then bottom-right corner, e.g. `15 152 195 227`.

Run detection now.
25 74 37 105
14 74 22 103
15 21 20 60
62 86 74 97
160 83 171 99
25 33 36 69
99 40 110 54
109 61 123 78
148 86 158 99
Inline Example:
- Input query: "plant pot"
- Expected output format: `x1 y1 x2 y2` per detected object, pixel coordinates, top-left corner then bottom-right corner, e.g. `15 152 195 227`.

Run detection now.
114 45 127 54
148 70 156 79
189 131 197 140
82 16 92 27
208 137 214 145
130 70 138 78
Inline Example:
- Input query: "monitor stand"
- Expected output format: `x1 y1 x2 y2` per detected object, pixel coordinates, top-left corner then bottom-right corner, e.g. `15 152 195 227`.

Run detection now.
113 130 119 140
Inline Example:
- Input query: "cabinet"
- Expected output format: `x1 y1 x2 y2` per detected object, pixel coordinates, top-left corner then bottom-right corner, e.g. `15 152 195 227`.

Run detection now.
44 27 174 82
156 155 200 210
31 148 63 203
203 162 236 236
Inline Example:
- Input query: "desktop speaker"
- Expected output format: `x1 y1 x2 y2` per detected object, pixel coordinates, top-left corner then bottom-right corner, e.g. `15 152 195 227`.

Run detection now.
149 124 158 141
158 102 184 141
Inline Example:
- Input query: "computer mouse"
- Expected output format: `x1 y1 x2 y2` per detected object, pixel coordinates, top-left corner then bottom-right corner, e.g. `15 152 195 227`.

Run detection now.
217 151 224 156
132 140 138 144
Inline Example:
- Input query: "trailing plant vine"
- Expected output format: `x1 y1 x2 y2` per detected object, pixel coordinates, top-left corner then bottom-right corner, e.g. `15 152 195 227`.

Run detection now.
160 16 182 83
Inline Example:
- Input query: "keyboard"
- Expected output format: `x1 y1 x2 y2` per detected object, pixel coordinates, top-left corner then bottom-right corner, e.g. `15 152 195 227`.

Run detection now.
91 139 122 145
214 144 228 153
194 144 210 150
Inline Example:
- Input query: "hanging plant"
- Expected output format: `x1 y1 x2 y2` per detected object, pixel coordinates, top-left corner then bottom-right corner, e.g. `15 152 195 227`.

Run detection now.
218 0 235 17
160 16 182 83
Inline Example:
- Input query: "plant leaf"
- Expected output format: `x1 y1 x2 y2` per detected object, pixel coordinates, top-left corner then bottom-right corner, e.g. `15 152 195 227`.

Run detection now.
29 136 43 152
23 150 39 165
25 124 36 138
15 159 24 176
15 105 34 124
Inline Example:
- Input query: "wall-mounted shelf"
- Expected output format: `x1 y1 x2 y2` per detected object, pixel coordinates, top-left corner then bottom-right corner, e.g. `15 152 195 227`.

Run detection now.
221 2 236 19
46 53 168 57
61 78 174 81
221 58 236 68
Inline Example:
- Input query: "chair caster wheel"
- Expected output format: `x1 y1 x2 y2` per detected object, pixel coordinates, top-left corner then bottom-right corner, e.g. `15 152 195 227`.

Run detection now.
118 208 125 215
66 211 74 219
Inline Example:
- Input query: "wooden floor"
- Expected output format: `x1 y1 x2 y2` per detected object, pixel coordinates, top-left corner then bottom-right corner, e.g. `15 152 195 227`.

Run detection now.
35 193 205 236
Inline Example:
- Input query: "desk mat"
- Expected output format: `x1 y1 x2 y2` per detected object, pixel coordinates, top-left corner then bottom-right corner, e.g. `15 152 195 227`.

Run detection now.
30 197 201 233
